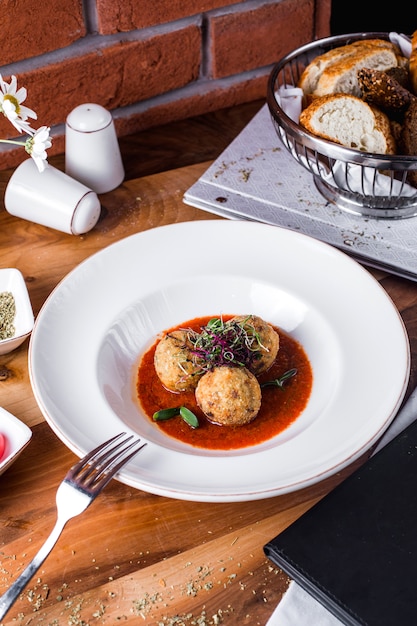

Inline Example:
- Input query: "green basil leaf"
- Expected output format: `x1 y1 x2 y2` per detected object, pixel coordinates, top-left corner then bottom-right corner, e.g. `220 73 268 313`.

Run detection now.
180 406 199 429
153 407 181 421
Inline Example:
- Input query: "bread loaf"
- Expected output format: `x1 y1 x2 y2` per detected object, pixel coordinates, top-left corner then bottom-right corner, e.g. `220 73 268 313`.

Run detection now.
401 100 417 186
357 67 415 113
299 39 403 97
299 94 396 154
410 30 417 95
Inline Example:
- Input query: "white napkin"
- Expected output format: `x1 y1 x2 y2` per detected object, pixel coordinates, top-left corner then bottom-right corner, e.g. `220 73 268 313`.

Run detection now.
266 385 417 625
389 32 412 58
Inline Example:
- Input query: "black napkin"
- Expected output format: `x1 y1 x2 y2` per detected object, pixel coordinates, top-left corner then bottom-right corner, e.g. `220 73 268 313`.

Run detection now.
264 408 417 626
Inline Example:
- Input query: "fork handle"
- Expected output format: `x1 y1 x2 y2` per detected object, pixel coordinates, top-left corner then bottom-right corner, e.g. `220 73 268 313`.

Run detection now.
0 518 67 620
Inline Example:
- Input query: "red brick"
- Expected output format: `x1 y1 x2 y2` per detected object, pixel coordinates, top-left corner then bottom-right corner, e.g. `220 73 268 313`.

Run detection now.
0 0 330 172
0 0 85 65
96 0 241 32
116 73 268 134
0 26 201 138
209 0 316 78
0 72 268 172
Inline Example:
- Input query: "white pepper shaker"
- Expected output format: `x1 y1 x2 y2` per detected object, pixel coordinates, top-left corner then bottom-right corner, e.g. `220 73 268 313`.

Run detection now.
65 103 125 194
4 159 101 235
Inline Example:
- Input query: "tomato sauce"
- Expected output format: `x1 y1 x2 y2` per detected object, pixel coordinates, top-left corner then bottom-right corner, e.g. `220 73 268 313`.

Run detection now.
136 316 313 450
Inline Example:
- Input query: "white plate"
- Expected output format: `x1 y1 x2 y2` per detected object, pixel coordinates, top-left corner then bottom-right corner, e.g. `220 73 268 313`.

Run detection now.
28 220 410 502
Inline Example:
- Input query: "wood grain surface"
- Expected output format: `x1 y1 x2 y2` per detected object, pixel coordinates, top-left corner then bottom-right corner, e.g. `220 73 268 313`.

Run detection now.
0 100 416 625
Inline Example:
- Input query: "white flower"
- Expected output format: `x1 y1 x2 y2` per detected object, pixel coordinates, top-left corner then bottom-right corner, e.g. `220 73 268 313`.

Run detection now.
0 74 51 171
0 74 37 134
25 126 52 172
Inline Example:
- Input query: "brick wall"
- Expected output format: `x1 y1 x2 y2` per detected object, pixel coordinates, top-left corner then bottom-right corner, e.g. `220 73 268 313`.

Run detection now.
0 0 331 170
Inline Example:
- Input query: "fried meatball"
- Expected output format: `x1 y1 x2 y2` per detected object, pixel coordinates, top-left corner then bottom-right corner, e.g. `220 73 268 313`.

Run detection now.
195 365 262 426
230 315 279 375
154 330 203 392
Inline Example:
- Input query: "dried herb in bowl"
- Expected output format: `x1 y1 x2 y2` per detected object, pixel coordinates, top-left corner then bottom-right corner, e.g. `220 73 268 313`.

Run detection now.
0 291 16 340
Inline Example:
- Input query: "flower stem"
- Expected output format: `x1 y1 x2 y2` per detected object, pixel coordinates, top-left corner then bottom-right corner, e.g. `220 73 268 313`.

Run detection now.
0 139 26 147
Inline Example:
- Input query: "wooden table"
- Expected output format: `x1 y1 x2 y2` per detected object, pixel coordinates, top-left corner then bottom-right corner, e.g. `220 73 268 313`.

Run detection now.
0 100 416 625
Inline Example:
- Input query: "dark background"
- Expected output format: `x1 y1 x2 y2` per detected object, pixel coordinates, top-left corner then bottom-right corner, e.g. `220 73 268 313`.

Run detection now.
330 2 416 37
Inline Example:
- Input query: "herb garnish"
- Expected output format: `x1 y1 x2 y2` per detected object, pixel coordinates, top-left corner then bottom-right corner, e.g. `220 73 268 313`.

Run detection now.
153 406 199 429
261 368 297 389
187 316 266 372
153 320 296 431
152 407 181 421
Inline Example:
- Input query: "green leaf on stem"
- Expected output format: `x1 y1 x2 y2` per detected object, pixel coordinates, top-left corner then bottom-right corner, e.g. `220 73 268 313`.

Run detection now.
261 368 298 389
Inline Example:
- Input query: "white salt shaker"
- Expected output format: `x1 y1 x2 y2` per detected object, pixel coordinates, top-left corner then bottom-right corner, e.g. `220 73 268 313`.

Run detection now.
4 159 101 235
65 103 125 193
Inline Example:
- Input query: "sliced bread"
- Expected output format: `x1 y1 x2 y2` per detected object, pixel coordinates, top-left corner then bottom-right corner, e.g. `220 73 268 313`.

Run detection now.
357 67 415 113
299 39 403 97
410 30 417 95
299 93 396 154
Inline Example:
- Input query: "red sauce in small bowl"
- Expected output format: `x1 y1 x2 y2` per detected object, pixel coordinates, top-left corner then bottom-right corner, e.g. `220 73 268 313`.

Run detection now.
136 316 313 450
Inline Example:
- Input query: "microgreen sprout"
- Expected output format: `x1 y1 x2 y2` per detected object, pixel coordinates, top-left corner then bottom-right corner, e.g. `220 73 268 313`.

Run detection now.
153 406 199 429
187 316 266 372
261 368 298 389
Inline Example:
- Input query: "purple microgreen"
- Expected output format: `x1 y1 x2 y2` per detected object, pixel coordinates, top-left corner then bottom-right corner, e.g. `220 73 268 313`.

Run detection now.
187 316 265 372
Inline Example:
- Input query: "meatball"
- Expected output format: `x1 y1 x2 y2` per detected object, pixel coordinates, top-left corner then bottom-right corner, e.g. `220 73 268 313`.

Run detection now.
154 330 203 392
195 365 262 426
231 315 279 375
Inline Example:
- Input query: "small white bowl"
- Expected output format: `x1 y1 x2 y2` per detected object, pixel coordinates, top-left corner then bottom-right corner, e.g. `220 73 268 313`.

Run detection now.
0 268 34 355
0 407 32 476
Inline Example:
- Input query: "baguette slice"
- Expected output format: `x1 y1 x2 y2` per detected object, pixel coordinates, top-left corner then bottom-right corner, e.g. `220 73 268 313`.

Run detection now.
299 39 402 97
299 94 396 154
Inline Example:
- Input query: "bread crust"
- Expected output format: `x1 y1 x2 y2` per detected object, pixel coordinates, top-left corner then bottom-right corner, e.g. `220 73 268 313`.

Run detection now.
299 93 396 154
298 42 365 94
315 47 400 97
299 39 403 97
358 67 416 113
400 99 417 187
410 30 417 95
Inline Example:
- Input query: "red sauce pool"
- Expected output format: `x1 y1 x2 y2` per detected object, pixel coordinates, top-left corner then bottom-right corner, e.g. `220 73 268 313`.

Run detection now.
136 316 313 450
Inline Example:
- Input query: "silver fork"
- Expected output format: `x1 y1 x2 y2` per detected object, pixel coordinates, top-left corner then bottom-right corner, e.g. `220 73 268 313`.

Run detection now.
0 431 146 620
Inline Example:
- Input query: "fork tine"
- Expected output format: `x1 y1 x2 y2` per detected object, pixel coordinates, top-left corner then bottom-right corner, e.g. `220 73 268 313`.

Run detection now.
91 439 147 488
72 432 128 469
66 432 146 492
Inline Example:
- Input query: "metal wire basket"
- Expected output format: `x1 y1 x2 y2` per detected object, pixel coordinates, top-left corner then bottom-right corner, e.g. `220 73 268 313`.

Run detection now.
267 32 417 219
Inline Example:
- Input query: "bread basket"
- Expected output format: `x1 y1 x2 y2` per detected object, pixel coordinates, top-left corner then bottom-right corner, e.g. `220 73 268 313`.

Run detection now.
267 32 417 219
